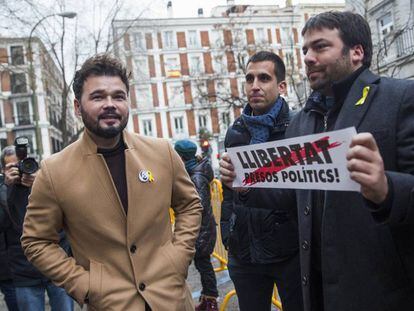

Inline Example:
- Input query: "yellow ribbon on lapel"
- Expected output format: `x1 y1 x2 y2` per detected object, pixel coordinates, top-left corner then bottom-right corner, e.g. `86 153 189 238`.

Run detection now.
355 86 370 106
147 171 154 182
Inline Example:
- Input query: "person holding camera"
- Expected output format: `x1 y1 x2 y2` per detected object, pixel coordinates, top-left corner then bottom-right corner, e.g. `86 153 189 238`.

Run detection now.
0 172 18 311
1 145 74 311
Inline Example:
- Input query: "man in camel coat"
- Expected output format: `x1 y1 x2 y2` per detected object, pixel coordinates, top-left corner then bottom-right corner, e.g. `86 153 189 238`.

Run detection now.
21 54 202 310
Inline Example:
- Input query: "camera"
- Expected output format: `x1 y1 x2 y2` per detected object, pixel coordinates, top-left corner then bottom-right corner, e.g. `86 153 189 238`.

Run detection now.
14 136 39 175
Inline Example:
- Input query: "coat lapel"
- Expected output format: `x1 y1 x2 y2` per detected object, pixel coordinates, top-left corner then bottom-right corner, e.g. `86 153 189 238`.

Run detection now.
79 131 127 220
334 69 380 131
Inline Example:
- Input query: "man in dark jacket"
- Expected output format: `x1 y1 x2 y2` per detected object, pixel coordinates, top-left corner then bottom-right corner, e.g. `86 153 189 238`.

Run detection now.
175 140 218 311
0 174 18 310
1 146 73 311
221 11 414 311
221 51 302 311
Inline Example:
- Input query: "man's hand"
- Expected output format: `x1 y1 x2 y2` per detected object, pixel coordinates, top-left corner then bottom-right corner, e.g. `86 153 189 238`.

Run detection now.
4 162 21 186
21 172 36 188
219 153 235 189
219 152 249 193
347 133 388 204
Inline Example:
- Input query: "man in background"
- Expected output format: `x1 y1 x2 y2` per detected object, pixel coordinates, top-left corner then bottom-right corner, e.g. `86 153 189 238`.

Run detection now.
220 51 302 311
1 146 73 311
175 139 218 311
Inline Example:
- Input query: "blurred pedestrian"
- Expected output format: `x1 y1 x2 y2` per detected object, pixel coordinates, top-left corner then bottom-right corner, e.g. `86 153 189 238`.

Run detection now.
175 140 218 311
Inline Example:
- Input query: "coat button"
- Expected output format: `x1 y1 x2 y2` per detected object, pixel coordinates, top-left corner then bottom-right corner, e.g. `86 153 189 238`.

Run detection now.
139 283 146 291
302 240 310 250
304 205 310 216
302 275 308 286
130 245 137 253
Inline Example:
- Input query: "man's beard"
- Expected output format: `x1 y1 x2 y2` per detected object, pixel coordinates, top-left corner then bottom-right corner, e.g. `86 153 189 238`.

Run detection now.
81 108 128 139
307 48 353 93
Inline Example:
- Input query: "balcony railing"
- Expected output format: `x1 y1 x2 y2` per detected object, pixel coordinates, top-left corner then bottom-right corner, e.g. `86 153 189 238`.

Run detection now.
378 25 414 66
395 26 414 58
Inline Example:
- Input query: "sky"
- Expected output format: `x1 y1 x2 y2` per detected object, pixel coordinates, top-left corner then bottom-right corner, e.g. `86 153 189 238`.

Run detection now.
145 0 345 19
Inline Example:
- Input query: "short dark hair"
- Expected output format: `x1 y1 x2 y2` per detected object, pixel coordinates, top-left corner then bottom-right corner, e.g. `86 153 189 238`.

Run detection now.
246 51 286 82
1 146 16 169
302 11 372 68
73 53 130 101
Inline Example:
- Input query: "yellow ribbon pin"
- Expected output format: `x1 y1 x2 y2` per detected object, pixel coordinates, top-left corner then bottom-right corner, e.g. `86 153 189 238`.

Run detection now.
355 86 370 106
147 171 154 183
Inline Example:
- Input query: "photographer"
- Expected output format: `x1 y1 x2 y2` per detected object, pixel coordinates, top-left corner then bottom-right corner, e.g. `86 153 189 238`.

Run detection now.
0 172 18 311
1 144 73 311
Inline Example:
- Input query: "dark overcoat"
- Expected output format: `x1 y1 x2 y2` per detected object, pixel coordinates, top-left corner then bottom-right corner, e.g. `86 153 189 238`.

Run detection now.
287 69 414 310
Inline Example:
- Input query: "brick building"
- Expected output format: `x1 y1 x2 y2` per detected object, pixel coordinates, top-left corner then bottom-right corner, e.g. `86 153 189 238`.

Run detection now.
0 37 78 159
112 1 344 171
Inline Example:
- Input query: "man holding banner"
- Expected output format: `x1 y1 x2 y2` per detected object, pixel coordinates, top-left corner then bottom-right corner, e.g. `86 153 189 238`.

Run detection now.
220 11 414 311
220 51 302 311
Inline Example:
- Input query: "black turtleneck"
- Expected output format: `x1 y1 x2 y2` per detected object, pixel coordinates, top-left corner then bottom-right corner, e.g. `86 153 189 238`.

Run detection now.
98 139 128 214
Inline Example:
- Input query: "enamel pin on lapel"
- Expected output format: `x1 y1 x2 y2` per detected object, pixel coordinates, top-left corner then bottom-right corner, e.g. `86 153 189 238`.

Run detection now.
138 170 154 183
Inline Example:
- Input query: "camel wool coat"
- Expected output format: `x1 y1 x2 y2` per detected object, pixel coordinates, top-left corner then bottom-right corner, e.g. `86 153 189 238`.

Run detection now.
21 130 202 310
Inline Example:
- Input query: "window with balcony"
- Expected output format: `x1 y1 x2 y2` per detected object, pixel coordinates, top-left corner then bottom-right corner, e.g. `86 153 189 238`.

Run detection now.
168 83 185 106
378 12 394 38
192 81 208 105
221 111 230 131
51 137 63 153
174 116 184 134
211 29 224 48
136 85 153 109
189 55 202 74
165 56 181 78
187 30 199 48
281 27 291 45
198 114 208 129
133 32 145 51
142 119 153 136
163 31 175 49
11 73 27 94
134 57 149 78
10 46 24 65
256 28 266 44
16 101 31 125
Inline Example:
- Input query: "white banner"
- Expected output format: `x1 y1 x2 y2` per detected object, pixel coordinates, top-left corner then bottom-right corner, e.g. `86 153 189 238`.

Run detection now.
227 127 360 192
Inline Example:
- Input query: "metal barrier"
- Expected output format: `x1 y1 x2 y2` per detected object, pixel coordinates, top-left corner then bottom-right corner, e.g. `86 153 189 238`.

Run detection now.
209 179 283 311
210 179 228 273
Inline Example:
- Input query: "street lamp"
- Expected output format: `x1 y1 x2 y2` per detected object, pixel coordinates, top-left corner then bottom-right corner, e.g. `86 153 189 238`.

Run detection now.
27 11 76 160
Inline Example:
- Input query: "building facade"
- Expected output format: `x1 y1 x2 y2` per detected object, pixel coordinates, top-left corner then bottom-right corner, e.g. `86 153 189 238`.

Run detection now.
112 1 344 170
347 0 414 79
0 37 78 159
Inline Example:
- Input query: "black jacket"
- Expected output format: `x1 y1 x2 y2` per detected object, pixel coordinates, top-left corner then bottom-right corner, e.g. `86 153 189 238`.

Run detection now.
287 69 414 310
2 183 71 287
0 177 12 282
221 99 299 264
189 157 217 257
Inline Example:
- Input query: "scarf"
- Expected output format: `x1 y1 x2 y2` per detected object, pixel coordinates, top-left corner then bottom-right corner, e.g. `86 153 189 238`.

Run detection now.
184 158 198 174
241 96 284 144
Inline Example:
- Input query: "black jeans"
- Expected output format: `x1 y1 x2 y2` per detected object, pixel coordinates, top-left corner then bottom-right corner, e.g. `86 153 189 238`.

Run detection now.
228 254 303 311
0 279 18 311
194 254 219 298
